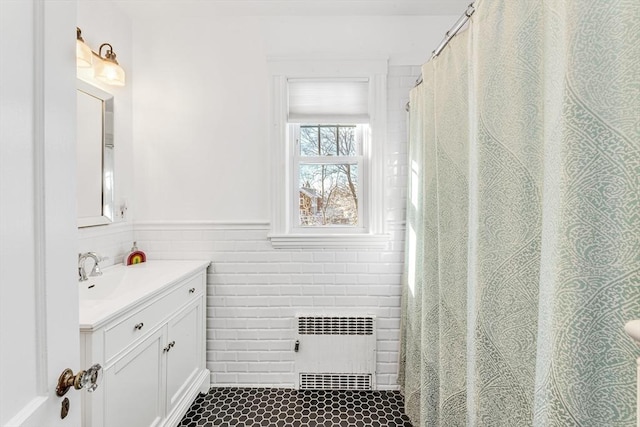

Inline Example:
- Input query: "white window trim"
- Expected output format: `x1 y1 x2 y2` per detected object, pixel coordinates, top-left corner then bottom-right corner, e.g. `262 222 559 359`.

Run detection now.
267 56 390 249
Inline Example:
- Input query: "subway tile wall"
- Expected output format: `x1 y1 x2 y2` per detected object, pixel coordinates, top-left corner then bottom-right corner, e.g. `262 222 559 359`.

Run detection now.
79 65 417 389
78 223 135 268
135 224 407 389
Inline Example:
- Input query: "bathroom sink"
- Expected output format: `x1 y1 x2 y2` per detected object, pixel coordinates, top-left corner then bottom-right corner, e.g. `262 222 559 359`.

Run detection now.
78 260 210 329
78 269 127 300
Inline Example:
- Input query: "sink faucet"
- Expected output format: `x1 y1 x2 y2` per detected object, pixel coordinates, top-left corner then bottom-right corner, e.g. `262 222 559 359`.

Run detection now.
78 252 103 282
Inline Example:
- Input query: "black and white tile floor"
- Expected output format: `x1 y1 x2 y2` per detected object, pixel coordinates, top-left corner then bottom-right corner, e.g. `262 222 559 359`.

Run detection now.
178 388 413 427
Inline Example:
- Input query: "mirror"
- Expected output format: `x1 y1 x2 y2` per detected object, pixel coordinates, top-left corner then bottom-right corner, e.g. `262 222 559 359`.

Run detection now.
77 79 114 227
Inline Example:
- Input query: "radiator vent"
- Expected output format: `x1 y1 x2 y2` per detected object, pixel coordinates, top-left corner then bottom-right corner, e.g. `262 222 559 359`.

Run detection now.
295 315 376 390
299 373 373 391
297 316 374 335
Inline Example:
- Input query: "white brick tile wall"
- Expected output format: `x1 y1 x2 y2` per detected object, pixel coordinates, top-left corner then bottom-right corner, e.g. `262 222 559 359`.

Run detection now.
78 222 134 268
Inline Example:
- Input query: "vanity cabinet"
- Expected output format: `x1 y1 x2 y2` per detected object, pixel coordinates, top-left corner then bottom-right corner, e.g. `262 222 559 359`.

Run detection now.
166 300 203 415
103 328 165 427
79 261 210 427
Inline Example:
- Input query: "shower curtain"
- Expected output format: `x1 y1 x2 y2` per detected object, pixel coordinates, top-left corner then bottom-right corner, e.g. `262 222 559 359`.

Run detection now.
399 0 640 426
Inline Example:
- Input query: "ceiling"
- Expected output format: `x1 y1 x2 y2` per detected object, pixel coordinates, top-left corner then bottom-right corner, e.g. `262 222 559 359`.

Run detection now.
115 0 472 18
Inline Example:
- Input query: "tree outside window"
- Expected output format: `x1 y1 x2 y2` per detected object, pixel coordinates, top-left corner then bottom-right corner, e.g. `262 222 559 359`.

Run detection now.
296 125 361 226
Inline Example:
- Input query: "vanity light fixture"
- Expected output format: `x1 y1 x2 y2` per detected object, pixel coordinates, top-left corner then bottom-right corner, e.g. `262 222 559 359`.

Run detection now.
76 27 126 86
76 27 92 68
94 43 125 86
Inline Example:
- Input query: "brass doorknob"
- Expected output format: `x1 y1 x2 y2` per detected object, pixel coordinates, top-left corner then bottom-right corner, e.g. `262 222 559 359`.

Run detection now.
56 363 102 397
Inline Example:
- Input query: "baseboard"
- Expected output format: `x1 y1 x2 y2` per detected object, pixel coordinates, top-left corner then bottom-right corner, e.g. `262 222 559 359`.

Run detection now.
209 383 296 389
162 369 211 427
207 383 399 391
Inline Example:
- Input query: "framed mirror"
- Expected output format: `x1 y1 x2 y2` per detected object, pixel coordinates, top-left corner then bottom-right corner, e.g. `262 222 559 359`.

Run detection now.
77 79 114 227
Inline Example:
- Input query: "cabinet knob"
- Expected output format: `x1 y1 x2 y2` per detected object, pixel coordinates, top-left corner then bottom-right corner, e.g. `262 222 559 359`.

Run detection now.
188 287 196 294
163 341 176 353
134 322 144 330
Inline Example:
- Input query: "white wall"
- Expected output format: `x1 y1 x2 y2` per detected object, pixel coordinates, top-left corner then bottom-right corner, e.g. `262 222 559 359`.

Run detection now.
128 9 452 389
132 13 452 221
77 0 135 266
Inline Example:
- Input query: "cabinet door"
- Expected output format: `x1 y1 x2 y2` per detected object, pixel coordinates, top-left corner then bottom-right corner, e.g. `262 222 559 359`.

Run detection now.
166 299 202 413
104 328 165 427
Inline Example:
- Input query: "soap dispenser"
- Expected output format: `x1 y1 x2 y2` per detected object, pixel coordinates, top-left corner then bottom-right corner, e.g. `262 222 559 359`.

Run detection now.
124 241 146 265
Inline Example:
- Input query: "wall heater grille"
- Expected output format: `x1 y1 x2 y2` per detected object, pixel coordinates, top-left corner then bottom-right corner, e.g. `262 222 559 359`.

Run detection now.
295 315 376 391
298 316 374 335
299 373 372 391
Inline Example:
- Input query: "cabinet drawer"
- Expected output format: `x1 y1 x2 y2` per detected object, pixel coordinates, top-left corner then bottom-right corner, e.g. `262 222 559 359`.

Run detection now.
104 274 204 361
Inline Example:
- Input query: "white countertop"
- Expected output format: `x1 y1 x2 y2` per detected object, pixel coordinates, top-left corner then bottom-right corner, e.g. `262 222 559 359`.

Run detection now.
78 260 210 330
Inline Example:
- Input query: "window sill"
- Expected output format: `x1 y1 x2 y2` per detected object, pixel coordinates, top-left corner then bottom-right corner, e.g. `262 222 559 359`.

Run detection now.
268 233 391 249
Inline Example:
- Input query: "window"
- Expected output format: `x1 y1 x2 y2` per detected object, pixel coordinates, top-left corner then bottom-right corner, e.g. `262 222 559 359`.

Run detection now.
268 58 389 248
293 124 364 228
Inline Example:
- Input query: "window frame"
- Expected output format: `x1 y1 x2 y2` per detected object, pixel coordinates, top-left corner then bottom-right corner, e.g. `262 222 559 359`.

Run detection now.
267 57 389 249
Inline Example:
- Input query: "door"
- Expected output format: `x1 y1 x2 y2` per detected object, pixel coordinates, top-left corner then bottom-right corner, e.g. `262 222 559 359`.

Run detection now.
0 1 80 426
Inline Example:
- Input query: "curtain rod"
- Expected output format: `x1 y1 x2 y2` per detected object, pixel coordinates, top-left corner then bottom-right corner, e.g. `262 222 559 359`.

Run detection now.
405 2 476 111
414 2 476 86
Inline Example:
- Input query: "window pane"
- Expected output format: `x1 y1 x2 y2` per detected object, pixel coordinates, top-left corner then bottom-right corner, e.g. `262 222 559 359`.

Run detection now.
300 126 319 156
299 125 357 157
319 126 337 156
338 126 357 156
298 163 359 226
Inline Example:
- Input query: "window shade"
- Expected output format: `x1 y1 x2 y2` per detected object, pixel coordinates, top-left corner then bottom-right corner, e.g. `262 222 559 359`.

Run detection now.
287 78 369 123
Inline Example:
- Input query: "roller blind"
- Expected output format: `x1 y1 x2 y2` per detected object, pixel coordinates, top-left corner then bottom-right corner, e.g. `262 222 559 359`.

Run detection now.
287 78 369 123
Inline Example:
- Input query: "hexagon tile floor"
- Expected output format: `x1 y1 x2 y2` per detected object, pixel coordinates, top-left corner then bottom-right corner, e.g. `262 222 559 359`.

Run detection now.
178 388 413 427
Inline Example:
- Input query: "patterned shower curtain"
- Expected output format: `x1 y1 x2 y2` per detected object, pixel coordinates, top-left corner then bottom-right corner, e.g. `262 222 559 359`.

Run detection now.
399 0 640 426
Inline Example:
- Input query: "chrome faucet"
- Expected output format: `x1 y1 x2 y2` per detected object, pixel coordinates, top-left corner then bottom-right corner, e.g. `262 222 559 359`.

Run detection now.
78 252 103 282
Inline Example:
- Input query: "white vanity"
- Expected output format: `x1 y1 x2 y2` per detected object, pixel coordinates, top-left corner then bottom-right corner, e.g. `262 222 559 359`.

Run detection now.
79 260 211 427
